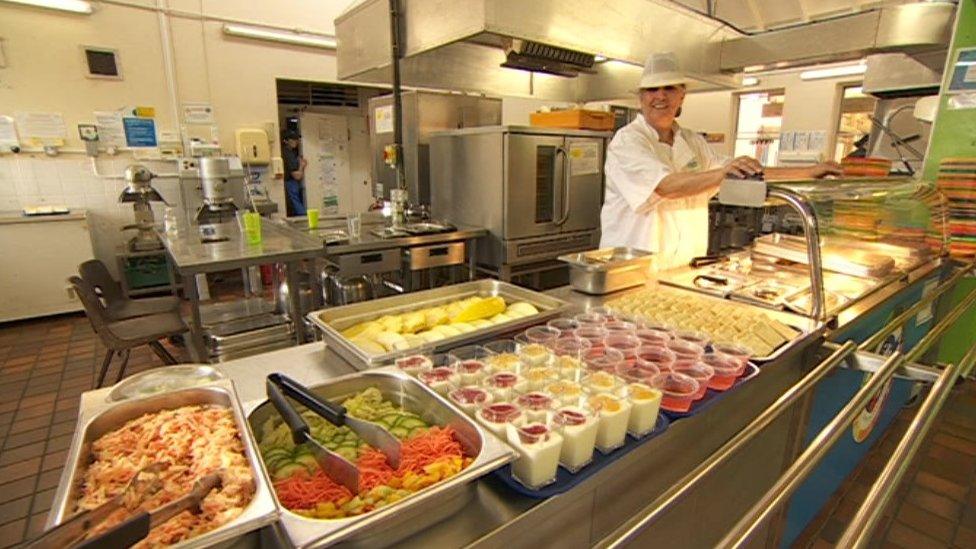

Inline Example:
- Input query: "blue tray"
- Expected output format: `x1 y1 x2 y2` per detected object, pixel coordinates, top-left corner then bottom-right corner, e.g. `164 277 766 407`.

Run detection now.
661 363 760 421
491 413 669 498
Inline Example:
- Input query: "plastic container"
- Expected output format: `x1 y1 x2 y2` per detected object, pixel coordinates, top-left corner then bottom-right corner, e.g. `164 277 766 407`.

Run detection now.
604 320 637 335
574 312 607 327
651 371 699 412
448 386 492 415
674 330 710 350
550 336 592 359
477 401 524 439
635 345 677 372
583 347 625 373
507 421 563 490
700 353 741 391
640 321 674 337
394 355 433 377
552 405 599 472
605 334 642 361
616 361 658 384
712 343 752 372
484 340 522 374
574 326 609 349
484 371 527 401
418 365 459 396
582 370 621 394
587 393 632 452
626 383 662 437
545 380 585 406
518 343 552 367
635 328 671 347
547 317 580 335
449 345 493 385
674 362 715 400
523 366 559 391
666 338 705 366
524 326 561 345
517 391 555 423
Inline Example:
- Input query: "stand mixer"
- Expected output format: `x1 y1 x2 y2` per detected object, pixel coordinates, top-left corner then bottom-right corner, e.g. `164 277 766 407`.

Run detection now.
119 165 167 252
194 157 240 242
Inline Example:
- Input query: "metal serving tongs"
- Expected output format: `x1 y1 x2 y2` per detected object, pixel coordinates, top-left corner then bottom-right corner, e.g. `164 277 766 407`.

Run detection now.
73 472 223 549
25 462 166 548
265 373 402 493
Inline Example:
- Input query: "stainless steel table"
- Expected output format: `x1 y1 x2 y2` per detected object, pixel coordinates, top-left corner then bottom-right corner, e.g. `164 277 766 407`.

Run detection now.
157 220 324 362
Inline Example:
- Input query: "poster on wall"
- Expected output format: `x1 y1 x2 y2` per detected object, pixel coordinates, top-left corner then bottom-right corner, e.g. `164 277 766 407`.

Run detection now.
14 112 66 145
374 105 393 134
182 103 215 124
0 116 19 151
122 117 158 148
94 111 126 148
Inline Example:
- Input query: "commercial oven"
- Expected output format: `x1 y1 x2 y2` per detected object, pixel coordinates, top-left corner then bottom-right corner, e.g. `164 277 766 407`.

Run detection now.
429 126 609 280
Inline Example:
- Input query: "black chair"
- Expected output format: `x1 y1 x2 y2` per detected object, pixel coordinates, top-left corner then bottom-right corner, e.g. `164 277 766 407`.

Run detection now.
79 259 180 321
69 276 189 387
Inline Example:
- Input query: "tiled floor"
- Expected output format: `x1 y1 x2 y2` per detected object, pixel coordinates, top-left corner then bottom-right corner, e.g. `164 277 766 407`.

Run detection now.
1 310 974 548
793 379 976 548
0 312 186 547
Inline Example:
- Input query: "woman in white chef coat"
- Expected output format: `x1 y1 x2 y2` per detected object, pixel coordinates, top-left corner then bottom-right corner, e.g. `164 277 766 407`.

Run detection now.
600 53 841 270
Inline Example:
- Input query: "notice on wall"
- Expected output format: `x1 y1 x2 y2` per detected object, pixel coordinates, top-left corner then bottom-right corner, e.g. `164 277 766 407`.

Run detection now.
14 112 66 143
94 111 126 148
374 105 393 134
779 131 795 152
0 116 19 150
123 117 158 148
569 140 600 176
182 103 215 124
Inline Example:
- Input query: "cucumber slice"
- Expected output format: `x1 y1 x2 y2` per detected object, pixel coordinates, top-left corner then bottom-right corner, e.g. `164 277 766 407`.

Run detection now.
272 462 308 480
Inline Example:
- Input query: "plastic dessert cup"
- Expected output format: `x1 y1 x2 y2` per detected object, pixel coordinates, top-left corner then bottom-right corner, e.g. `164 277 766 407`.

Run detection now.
574 312 607 328
605 334 642 362
545 380 585 406
635 345 677 372
418 365 458 396
484 371 527 401
604 320 637 335
666 339 705 367
700 353 741 391
587 393 632 453
589 306 615 319
674 330 711 350
547 317 580 334
651 371 699 412
523 366 559 391
712 343 752 374
582 370 621 394
477 401 524 439
616 361 658 384
626 382 663 437
555 355 584 382
583 347 625 374
506 422 563 490
574 326 609 349
635 328 671 347
524 326 561 346
551 336 592 359
640 321 674 338
674 362 715 400
518 343 552 367
448 386 492 415
395 354 433 377
553 406 599 472
484 339 519 355
517 391 554 423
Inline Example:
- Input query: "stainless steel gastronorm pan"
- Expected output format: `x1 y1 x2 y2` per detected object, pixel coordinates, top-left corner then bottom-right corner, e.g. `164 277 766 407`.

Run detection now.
309 279 570 369
245 367 515 548
559 246 654 295
47 380 278 548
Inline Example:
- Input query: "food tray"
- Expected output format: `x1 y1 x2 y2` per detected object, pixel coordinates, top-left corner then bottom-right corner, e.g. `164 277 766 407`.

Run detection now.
491 414 669 498
107 364 225 402
662 363 760 421
246 367 515 548
47 380 278 547
309 280 571 369
754 233 896 278
559 247 653 295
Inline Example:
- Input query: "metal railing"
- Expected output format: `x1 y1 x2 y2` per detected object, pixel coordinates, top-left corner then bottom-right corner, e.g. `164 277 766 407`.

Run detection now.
837 343 976 547
767 187 827 321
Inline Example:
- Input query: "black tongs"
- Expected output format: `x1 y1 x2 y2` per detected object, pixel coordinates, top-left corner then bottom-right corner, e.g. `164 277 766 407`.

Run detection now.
265 374 402 493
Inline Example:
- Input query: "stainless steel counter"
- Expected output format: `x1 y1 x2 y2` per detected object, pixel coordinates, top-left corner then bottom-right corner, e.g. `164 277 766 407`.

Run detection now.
0 210 87 225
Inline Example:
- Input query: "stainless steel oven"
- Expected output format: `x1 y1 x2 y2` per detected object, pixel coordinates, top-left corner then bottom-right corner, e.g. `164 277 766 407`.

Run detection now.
430 126 608 273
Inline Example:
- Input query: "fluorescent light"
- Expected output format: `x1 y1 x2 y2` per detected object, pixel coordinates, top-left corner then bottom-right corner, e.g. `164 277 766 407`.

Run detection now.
594 54 607 63
800 63 866 81
2 0 92 13
742 76 759 86
222 24 337 50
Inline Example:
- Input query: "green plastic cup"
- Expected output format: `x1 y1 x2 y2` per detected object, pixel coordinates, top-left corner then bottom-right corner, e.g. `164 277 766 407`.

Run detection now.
307 208 320 229
244 212 262 245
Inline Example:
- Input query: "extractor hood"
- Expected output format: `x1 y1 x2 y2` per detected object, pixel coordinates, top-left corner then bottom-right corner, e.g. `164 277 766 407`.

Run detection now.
335 0 956 103
862 51 946 99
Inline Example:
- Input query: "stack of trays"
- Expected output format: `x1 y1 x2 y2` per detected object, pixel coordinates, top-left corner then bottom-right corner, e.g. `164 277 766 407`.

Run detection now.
841 157 892 177
937 157 976 258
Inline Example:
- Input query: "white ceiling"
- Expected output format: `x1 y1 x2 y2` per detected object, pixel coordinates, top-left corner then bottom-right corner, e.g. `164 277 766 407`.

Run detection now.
669 0 899 32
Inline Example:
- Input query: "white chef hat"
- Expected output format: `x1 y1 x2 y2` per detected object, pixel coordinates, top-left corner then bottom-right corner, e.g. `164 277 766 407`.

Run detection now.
638 52 707 91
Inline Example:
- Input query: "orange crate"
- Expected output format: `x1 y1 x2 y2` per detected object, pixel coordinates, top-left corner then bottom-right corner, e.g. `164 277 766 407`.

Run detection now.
529 109 615 131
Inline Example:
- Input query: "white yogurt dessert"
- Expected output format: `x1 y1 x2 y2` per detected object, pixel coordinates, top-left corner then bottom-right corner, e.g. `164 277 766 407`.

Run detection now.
395 354 433 377
518 343 551 367
484 372 527 401
457 359 488 385
487 352 521 374
516 391 554 423
476 402 524 439
523 366 558 391
506 422 563 490
582 371 620 394
553 406 599 472
587 394 633 452
448 386 492 415
626 383 662 436
418 366 458 396
545 380 584 406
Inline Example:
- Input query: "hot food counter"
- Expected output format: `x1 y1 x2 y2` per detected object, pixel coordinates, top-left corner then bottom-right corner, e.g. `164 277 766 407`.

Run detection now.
45 179 976 547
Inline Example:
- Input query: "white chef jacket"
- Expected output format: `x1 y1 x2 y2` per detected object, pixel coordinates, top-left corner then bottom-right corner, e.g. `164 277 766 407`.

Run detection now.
600 116 728 271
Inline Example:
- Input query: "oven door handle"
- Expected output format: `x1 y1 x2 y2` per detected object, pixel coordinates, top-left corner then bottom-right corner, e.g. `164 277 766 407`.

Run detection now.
554 146 571 226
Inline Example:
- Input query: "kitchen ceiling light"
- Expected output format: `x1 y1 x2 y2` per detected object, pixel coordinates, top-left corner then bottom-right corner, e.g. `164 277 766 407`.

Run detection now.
222 24 337 50
2 0 92 14
799 63 866 81
742 76 759 86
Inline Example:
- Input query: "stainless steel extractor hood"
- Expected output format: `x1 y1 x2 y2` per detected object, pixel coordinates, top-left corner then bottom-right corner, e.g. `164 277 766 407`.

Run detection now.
862 51 946 99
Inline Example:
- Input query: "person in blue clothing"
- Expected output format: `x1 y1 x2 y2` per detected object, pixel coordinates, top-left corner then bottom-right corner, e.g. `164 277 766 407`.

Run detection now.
281 129 307 216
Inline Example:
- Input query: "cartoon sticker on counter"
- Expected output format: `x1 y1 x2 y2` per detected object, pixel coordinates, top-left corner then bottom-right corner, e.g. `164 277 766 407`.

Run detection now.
852 314 902 443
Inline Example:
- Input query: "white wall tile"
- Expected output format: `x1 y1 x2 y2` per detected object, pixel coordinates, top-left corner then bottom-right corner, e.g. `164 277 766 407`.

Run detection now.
32 160 61 184
36 178 64 198
15 179 38 196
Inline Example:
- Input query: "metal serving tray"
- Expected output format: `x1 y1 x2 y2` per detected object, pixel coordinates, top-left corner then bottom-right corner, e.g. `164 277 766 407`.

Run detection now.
559 247 653 294
47 380 278 547
309 279 570 369
245 367 515 548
